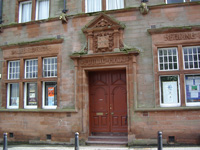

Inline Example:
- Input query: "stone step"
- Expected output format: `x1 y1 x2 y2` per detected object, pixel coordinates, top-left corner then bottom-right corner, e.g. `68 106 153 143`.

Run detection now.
88 136 128 142
86 140 128 146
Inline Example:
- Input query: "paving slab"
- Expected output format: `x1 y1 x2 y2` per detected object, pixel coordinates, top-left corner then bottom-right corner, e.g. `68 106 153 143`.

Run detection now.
0 145 200 150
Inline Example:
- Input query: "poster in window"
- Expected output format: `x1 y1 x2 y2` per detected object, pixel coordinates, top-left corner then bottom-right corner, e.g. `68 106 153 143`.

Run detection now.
185 76 200 102
162 81 178 104
11 97 19 106
27 84 37 105
48 87 54 106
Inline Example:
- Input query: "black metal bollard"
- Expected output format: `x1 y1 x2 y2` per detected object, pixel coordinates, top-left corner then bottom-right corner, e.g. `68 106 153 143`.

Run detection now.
75 132 79 150
3 133 8 150
158 131 163 150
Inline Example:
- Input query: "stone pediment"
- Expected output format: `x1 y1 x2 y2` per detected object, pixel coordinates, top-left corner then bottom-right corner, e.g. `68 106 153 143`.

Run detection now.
83 13 124 32
82 13 125 54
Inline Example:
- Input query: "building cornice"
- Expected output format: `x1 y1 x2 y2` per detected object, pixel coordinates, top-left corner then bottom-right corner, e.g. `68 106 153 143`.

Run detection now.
0 38 64 50
0 2 200 30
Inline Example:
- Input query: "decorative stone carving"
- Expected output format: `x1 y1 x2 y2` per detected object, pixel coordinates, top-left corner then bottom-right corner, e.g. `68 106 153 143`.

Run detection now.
94 31 114 53
95 18 113 28
82 13 125 54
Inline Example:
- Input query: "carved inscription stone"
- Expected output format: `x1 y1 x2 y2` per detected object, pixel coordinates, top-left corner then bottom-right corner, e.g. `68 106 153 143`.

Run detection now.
11 46 49 55
3 45 60 59
164 32 200 41
79 56 129 66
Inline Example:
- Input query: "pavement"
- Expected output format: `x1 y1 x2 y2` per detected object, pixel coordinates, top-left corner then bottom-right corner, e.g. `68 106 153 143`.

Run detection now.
0 145 200 150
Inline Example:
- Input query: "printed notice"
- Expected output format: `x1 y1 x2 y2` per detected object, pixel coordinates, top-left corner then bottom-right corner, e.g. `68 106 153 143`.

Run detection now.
48 87 54 106
163 81 178 104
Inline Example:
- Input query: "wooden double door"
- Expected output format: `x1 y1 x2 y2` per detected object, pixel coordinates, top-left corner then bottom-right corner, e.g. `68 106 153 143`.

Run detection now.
89 70 127 133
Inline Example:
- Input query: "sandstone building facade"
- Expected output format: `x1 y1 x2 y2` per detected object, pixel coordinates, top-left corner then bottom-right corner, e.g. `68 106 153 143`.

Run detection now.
0 0 200 145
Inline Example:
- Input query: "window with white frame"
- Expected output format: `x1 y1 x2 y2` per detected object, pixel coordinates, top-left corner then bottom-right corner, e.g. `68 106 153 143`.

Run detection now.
36 0 49 20
25 59 38 78
183 46 200 70
6 56 58 110
160 76 180 107
43 57 57 77
106 0 124 10
156 44 200 107
85 0 124 13
166 0 185 4
8 60 20 79
43 82 57 109
158 48 178 71
7 83 19 109
24 83 38 108
85 0 102 13
19 1 32 23
185 75 200 106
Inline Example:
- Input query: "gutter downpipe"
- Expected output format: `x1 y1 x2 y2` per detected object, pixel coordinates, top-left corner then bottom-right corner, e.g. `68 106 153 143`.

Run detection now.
62 0 68 13
0 0 3 24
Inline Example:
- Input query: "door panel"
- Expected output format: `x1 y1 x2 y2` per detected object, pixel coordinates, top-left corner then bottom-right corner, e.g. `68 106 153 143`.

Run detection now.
89 70 127 133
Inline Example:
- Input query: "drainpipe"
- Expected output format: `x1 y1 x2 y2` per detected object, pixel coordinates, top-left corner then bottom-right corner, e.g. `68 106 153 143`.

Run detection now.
62 0 68 13
0 0 3 24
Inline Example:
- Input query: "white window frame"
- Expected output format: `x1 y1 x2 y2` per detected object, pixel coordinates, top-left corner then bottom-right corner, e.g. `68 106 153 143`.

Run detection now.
159 75 181 107
185 74 200 107
43 57 57 78
42 81 57 109
158 47 179 71
18 1 32 23
166 0 185 4
85 0 102 13
106 0 124 10
183 46 200 70
8 60 20 80
35 0 50 20
25 59 38 79
24 82 38 109
7 83 19 109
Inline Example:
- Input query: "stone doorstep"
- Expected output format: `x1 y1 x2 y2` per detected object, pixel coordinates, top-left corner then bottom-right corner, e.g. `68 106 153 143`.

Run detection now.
86 135 128 146
88 136 128 142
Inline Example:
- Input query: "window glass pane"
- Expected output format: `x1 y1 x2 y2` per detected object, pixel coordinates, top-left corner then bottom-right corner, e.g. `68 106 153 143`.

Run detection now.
160 76 179 105
25 59 38 78
44 82 57 106
9 83 19 107
167 0 184 3
86 0 102 13
158 48 178 71
43 57 57 77
183 46 200 69
185 75 200 104
8 61 20 79
26 83 37 106
37 0 49 20
106 0 124 10
20 2 32 23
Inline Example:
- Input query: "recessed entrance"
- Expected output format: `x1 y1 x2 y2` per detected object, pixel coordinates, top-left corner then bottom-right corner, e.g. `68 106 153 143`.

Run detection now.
89 70 127 134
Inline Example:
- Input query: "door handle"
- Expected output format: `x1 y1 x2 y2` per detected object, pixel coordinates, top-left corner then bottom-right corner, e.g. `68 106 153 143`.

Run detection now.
111 112 114 115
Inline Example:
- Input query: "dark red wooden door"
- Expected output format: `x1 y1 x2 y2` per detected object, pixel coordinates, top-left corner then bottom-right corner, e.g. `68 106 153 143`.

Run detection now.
89 70 127 133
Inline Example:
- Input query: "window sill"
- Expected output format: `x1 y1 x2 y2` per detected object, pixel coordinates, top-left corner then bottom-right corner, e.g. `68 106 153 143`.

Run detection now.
0 108 78 113
135 106 200 112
